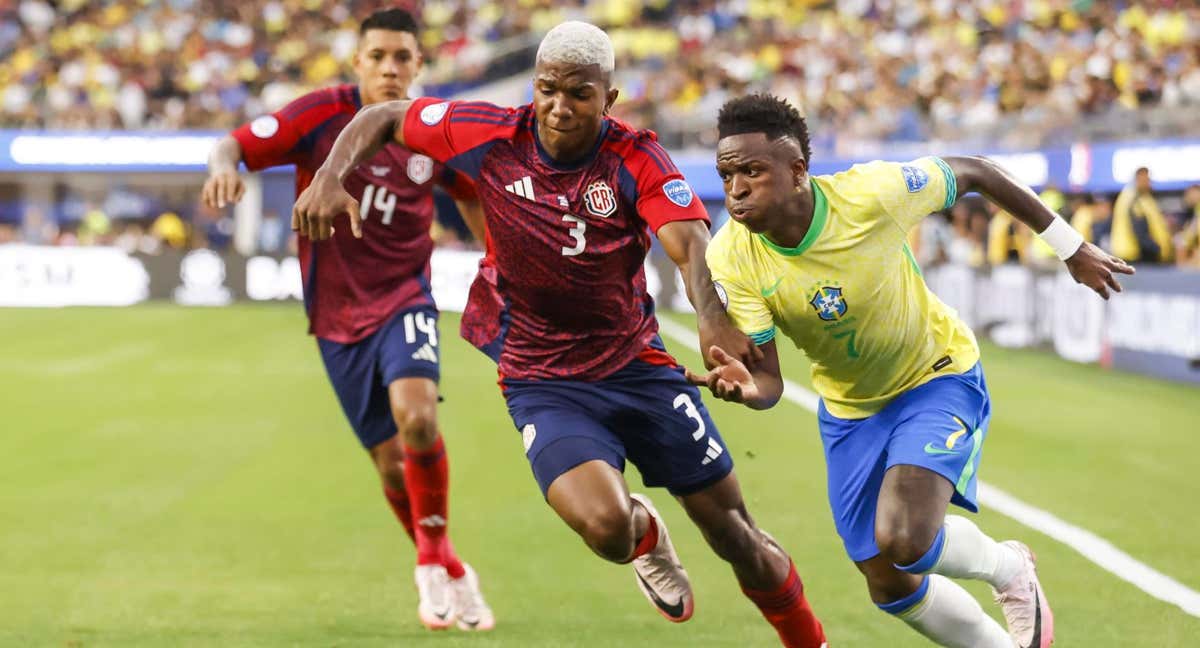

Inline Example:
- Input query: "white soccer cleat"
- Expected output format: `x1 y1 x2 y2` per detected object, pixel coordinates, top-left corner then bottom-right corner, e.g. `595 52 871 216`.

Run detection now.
993 541 1054 648
414 564 456 630
451 563 495 631
629 493 694 623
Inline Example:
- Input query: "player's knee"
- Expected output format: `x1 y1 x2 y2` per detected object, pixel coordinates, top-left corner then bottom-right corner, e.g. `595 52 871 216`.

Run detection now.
875 520 936 568
392 404 438 449
864 570 923 606
580 507 637 562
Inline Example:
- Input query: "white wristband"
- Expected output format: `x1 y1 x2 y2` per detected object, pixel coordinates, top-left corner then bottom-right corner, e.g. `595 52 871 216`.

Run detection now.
1038 217 1084 260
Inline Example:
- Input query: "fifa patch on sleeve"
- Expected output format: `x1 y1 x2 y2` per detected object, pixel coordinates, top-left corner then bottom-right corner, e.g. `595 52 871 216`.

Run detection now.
901 165 929 193
420 102 450 126
250 115 279 138
663 179 694 207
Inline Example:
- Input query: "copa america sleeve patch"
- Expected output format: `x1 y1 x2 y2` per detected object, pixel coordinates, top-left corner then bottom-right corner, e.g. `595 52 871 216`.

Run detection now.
901 165 929 193
249 115 279 138
420 101 450 126
713 281 729 310
663 179 694 207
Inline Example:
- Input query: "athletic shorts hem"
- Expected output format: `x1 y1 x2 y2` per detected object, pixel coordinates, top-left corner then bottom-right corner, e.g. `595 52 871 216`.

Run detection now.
530 435 625 497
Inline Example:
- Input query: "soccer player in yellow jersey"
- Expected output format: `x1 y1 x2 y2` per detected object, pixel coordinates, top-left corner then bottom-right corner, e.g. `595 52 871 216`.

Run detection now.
693 95 1134 648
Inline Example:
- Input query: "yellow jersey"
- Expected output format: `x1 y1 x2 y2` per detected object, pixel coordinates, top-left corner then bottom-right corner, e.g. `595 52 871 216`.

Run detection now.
708 157 980 419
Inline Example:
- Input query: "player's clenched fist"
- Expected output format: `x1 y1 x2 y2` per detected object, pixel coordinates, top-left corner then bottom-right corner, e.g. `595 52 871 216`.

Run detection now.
292 169 362 241
1064 241 1135 300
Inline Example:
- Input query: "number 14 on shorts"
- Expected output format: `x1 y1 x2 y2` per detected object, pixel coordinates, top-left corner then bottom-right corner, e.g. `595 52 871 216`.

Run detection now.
673 393 724 466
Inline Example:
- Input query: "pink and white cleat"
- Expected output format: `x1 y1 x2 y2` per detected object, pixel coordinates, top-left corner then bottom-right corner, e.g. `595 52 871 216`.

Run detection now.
414 564 456 630
451 563 495 631
629 493 694 623
993 541 1054 648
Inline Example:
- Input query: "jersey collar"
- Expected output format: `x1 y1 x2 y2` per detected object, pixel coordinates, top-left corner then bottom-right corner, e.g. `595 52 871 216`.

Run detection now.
532 117 611 171
757 177 828 256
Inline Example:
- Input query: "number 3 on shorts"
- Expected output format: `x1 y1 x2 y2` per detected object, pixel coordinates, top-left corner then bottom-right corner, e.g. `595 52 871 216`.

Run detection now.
673 393 707 440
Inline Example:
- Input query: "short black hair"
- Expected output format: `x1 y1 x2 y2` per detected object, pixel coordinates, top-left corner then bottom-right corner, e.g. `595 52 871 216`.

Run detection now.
360 8 419 36
1135 166 1150 176
717 94 811 163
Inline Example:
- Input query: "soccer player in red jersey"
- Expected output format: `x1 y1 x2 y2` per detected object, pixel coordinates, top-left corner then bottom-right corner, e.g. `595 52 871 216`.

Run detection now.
200 9 493 632
293 21 827 647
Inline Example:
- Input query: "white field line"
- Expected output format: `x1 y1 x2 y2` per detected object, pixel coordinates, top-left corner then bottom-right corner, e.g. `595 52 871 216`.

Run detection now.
657 316 1200 618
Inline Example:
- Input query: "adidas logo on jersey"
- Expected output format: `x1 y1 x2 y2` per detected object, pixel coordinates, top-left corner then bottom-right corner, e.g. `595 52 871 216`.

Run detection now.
411 343 438 363
504 176 536 200
417 515 447 527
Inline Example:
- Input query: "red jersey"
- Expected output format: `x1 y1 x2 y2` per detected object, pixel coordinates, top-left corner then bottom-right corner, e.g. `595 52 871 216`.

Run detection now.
402 97 709 381
232 85 476 343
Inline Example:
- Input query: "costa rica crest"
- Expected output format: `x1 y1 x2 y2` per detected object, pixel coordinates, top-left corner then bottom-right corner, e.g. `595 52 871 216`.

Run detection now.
583 181 617 218
407 154 433 184
809 286 848 321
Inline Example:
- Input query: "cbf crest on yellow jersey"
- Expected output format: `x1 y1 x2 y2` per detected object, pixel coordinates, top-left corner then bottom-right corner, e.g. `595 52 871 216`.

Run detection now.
707 157 980 419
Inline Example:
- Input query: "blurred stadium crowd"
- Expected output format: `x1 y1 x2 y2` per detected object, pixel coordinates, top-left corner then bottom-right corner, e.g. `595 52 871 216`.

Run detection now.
0 0 1198 266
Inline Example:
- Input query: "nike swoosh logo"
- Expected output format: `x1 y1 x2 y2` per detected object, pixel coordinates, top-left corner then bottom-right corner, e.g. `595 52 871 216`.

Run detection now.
760 277 784 297
923 443 958 455
1023 587 1042 648
433 609 450 620
635 571 686 618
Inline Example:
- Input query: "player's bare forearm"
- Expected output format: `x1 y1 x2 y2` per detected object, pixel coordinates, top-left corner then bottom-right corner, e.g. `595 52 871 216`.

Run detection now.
207 136 242 174
945 155 1134 298
943 155 1056 233
744 343 784 410
658 220 724 321
317 100 413 183
657 220 762 368
456 199 488 247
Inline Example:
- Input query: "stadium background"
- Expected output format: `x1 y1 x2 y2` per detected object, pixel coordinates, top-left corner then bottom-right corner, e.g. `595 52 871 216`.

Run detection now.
2 1 1198 646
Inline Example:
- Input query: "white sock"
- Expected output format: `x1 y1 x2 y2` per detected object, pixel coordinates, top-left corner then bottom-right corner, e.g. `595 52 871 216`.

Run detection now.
932 514 1022 589
895 575 1011 648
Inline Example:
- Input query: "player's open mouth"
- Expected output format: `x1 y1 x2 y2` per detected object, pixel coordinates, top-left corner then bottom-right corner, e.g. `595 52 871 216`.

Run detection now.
731 207 753 220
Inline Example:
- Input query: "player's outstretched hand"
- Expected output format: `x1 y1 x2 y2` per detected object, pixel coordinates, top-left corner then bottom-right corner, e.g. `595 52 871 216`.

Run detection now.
201 170 245 209
292 169 361 241
685 345 760 404
1064 241 1135 300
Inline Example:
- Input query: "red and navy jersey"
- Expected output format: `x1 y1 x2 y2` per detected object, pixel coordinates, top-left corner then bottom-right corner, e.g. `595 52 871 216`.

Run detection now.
402 97 709 381
231 85 476 343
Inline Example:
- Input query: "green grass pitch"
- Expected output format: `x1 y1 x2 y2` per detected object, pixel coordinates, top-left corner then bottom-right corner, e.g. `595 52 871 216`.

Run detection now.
2 304 1197 646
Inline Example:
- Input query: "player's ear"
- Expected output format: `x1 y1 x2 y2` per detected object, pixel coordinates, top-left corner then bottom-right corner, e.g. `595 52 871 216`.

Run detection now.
792 156 809 189
603 87 619 115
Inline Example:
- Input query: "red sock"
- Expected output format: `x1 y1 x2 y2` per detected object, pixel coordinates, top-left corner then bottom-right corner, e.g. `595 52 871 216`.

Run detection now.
382 485 417 544
621 512 659 563
403 436 465 579
741 562 826 648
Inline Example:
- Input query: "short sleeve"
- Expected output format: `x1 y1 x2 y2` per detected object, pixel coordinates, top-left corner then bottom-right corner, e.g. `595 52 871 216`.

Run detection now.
232 91 340 171
626 136 709 233
707 239 776 345
402 98 516 179
873 157 957 232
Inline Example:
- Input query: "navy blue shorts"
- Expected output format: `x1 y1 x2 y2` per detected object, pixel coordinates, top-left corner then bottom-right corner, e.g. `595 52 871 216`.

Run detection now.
317 305 440 449
504 357 734 497
819 362 991 562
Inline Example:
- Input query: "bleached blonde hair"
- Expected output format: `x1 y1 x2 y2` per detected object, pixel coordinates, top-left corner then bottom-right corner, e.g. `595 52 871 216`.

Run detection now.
535 21 615 74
